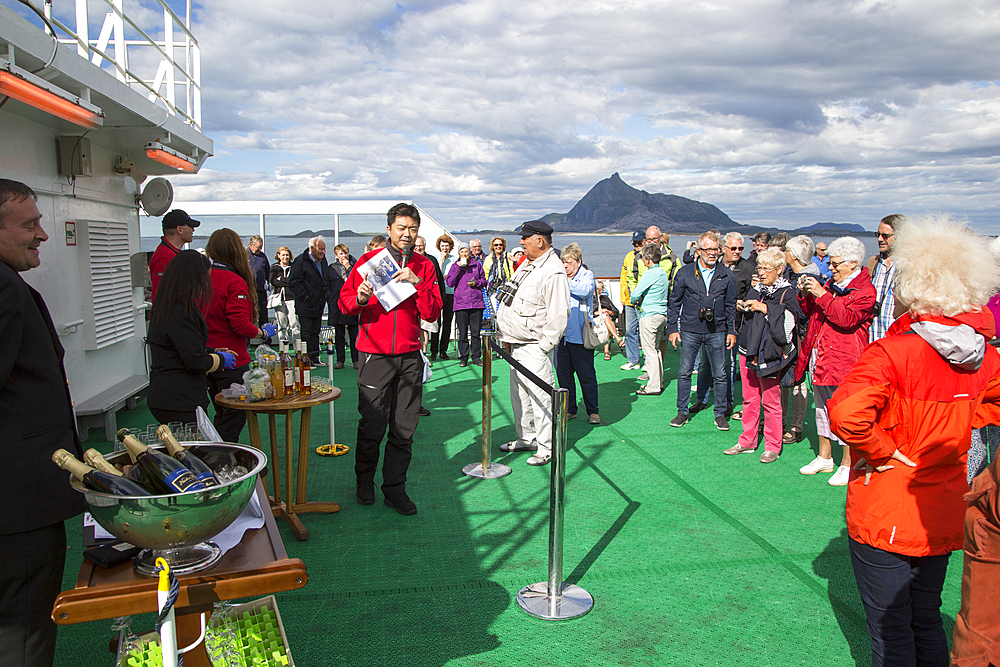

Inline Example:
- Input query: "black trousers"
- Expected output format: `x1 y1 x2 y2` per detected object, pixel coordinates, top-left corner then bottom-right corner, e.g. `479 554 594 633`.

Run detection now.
300 315 322 363
430 294 454 355
454 308 483 362
150 406 200 428
207 364 249 443
334 324 359 364
0 522 66 667
354 351 422 496
256 290 269 326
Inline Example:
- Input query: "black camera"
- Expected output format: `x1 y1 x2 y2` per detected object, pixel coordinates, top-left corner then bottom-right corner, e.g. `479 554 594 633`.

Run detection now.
699 307 714 322
496 280 519 307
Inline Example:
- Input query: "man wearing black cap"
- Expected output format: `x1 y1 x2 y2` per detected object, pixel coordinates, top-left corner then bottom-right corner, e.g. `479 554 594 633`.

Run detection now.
495 220 570 466
149 209 199 300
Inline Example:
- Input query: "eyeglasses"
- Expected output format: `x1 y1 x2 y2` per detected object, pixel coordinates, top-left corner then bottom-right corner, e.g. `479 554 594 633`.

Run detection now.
757 266 778 273
830 259 850 269
699 247 720 254
877 232 895 239
727 246 743 251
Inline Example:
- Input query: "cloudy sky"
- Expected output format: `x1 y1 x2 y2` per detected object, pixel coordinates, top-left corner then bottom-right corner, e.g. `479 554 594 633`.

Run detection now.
19 0 1000 231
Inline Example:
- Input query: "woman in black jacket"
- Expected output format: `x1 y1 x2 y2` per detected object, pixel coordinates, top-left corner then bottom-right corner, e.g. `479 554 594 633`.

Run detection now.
269 246 299 345
147 250 236 426
326 243 359 369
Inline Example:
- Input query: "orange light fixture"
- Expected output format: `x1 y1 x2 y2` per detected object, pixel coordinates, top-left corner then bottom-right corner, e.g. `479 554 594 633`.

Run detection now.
145 142 197 173
0 70 103 129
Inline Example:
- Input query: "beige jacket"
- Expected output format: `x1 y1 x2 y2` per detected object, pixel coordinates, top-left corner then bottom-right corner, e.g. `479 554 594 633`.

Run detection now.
496 247 570 353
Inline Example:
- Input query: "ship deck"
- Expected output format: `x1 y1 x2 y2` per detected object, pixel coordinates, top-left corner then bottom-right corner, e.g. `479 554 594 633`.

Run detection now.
55 346 965 667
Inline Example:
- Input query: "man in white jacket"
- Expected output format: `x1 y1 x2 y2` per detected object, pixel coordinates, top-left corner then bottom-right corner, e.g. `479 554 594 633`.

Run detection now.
495 220 571 466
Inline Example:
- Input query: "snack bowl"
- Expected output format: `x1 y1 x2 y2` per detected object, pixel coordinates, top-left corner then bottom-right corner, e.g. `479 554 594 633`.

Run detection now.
69 442 266 576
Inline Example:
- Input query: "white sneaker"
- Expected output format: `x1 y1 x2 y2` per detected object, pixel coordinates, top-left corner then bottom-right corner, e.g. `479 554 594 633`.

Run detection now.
620 361 640 371
829 465 851 486
799 456 835 475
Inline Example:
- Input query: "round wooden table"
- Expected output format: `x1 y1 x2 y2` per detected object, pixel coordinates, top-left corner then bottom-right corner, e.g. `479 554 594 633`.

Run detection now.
215 388 342 540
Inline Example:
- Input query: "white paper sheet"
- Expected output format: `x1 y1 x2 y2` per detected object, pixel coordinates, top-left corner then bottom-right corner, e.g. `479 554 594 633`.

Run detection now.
356 248 417 311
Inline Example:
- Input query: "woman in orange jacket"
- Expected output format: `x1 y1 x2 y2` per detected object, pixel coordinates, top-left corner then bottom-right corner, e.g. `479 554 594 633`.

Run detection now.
829 215 1000 667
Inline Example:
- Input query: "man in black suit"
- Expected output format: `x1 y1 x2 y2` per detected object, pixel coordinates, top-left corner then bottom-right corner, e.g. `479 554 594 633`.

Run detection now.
0 179 87 667
288 236 330 366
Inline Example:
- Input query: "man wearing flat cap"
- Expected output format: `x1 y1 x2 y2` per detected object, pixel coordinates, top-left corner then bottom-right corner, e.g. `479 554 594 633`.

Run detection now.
495 220 570 466
149 209 200 300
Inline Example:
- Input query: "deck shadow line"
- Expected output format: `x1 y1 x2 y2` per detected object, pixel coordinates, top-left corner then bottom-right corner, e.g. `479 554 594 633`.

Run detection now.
604 422 868 635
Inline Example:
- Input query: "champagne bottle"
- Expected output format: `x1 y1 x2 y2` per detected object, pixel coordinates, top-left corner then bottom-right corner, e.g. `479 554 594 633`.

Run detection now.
116 428 206 494
156 425 220 487
281 342 294 396
53 449 151 496
84 447 154 490
301 343 312 396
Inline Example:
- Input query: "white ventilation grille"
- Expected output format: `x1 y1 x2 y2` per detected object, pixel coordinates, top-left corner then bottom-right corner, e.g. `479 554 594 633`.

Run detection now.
78 220 135 350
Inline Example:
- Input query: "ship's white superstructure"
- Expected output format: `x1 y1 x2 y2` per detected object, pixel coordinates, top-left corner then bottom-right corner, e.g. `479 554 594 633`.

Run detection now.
0 1 212 436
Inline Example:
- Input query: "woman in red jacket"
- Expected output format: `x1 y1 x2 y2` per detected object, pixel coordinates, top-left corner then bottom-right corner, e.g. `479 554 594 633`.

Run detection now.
828 216 1000 667
203 229 276 442
795 236 876 486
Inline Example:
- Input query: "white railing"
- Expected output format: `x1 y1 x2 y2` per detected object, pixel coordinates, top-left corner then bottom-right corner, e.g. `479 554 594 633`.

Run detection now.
38 0 200 130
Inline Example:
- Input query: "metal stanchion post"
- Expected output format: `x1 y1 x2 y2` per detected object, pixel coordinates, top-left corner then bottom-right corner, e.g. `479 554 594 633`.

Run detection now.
463 332 511 479
325 339 342 449
516 387 593 620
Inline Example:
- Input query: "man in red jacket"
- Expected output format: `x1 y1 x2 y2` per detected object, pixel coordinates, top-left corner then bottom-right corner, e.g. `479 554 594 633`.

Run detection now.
149 209 198 300
338 203 442 515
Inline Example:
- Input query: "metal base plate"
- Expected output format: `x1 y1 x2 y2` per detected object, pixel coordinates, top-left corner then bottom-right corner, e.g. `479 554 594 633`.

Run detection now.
462 462 512 479
133 542 223 577
516 582 593 620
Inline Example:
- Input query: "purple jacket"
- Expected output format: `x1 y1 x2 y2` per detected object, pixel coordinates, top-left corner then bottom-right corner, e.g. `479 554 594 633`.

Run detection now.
446 258 486 310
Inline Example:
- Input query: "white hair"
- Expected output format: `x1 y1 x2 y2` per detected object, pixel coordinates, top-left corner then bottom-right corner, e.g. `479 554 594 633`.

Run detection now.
786 235 815 266
309 235 326 249
756 247 786 272
724 232 743 245
827 236 865 266
894 214 1000 316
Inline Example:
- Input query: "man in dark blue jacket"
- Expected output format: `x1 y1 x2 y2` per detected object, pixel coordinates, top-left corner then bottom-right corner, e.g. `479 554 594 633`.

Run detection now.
289 236 330 366
666 231 737 431
248 235 270 327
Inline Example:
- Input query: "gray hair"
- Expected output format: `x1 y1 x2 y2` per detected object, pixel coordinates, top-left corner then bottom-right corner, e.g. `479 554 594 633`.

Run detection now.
756 247 787 272
641 243 662 263
697 231 721 249
827 236 866 266
786 235 815 266
560 242 582 263
894 215 1000 316
724 232 743 246
308 235 326 249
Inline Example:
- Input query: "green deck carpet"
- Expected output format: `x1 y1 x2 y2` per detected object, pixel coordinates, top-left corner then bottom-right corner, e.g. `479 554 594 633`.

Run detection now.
53 346 963 666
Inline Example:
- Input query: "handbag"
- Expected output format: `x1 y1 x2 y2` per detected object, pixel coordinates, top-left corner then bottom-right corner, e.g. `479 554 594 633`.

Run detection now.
582 297 610 350
266 291 283 309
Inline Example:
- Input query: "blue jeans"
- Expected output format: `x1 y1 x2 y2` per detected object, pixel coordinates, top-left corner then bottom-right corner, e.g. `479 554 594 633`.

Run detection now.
695 343 737 413
849 538 950 667
556 340 599 416
623 304 641 365
676 331 727 417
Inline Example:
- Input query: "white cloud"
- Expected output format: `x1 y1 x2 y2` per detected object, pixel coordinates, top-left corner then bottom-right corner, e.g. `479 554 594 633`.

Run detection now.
158 0 1000 231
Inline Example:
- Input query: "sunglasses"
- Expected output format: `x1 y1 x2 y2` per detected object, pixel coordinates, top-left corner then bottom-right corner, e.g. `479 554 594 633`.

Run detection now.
727 246 743 251
877 232 895 239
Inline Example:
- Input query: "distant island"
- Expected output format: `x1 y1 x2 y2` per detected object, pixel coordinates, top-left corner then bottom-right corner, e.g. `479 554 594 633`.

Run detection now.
514 173 876 237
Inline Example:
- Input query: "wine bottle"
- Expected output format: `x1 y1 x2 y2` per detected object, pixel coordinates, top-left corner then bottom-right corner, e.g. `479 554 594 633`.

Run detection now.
116 428 206 494
281 342 294 396
301 344 312 396
53 449 151 496
294 341 303 393
85 447 155 490
270 355 285 398
156 425 220 487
